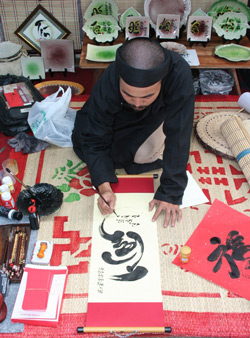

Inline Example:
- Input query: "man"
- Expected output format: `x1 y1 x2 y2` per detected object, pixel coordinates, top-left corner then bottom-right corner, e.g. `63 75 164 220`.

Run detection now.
72 38 194 227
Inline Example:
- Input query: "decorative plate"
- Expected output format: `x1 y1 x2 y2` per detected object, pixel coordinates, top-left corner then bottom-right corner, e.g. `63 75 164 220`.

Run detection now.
213 12 250 40
0 41 22 59
192 8 208 17
84 0 119 20
86 43 122 62
144 0 191 29
208 0 250 23
21 56 46 80
156 14 180 39
40 40 74 72
214 44 250 61
119 7 141 29
160 41 186 54
187 15 212 42
82 14 121 43
0 51 23 63
34 81 84 95
125 16 150 39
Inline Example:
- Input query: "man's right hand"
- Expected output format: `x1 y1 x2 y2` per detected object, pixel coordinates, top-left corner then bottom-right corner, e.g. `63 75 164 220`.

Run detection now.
97 182 116 215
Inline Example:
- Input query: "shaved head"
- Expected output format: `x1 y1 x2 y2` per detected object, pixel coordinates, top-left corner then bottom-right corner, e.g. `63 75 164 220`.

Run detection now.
119 38 165 70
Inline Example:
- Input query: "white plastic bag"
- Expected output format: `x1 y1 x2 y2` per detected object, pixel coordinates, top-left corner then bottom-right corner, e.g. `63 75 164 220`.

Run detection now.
28 86 76 147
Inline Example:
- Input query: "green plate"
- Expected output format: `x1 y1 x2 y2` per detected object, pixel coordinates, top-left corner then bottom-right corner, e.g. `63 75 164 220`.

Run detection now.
86 43 122 62
214 43 250 61
208 0 250 23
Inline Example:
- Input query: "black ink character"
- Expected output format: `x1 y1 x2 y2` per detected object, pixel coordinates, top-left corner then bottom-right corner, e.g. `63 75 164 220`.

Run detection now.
207 230 250 279
92 5 103 15
34 20 51 39
100 219 148 281
128 20 141 35
159 18 172 33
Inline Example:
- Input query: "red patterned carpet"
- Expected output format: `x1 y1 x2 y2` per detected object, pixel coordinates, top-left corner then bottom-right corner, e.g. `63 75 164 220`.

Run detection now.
1 95 250 338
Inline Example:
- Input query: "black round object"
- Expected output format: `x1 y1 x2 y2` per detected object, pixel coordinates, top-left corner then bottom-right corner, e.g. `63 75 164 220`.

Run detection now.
16 183 63 216
13 211 23 220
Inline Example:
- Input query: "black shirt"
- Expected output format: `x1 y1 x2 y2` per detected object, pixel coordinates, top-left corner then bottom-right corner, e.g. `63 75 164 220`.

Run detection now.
72 50 195 205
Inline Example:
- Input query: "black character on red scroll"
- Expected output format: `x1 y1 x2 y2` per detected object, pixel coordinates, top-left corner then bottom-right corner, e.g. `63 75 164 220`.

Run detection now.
99 219 148 281
207 230 250 279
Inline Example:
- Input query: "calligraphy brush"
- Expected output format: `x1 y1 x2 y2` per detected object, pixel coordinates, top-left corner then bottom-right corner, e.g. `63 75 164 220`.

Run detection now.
5 168 43 204
92 186 118 216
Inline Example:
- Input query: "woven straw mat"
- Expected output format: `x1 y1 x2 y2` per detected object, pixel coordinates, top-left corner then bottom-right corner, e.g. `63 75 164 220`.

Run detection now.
20 97 250 330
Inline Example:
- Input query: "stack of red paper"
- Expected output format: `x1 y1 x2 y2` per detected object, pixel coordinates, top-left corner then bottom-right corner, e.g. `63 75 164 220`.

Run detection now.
11 264 68 327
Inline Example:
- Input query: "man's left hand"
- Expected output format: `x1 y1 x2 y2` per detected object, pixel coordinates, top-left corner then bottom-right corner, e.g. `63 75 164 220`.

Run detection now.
149 199 182 227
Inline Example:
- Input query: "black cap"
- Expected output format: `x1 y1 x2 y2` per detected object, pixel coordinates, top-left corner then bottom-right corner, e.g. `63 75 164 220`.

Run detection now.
115 38 170 88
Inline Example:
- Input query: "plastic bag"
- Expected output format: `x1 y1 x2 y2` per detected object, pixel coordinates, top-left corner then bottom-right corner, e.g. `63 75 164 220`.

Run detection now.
199 70 234 95
27 87 76 147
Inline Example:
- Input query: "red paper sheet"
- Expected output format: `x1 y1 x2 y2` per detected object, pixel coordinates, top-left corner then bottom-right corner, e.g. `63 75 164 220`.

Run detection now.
86 302 164 327
111 177 154 193
173 199 250 301
4 89 24 107
22 270 52 311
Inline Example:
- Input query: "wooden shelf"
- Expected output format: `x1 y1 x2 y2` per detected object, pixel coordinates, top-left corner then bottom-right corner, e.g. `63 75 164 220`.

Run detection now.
79 33 250 94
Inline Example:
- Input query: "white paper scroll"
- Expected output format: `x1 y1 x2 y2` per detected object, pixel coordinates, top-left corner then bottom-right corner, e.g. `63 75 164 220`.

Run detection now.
88 193 163 304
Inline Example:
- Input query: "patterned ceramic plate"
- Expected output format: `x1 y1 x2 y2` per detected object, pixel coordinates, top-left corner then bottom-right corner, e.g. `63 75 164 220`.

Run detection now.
84 0 119 20
82 14 121 43
213 12 250 40
208 0 250 23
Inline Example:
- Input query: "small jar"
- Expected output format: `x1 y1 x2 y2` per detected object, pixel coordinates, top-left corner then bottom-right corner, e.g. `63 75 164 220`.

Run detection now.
2 176 15 193
0 184 9 195
180 246 191 264
1 191 15 208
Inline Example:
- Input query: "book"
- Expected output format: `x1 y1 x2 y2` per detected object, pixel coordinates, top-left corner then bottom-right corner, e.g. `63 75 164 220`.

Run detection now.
11 264 68 327
1 82 34 108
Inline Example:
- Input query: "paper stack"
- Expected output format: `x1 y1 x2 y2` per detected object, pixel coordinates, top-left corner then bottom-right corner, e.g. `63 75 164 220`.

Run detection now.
11 264 68 327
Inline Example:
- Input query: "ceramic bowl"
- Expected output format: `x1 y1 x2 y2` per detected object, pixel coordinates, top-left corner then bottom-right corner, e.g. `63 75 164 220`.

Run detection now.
160 42 187 54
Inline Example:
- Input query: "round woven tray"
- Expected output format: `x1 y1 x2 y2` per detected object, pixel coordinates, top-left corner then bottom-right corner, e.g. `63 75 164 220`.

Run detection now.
34 80 84 95
195 111 250 159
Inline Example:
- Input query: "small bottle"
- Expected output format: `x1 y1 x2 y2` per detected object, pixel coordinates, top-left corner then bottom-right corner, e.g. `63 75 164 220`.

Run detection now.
1 191 15 208
29 212 40 230
0 184 9 195
2 176 15 193
0 206 23 220
180 246 191 264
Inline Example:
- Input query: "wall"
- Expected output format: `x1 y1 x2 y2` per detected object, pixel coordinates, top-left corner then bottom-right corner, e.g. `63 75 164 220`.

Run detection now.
0 0 249 50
